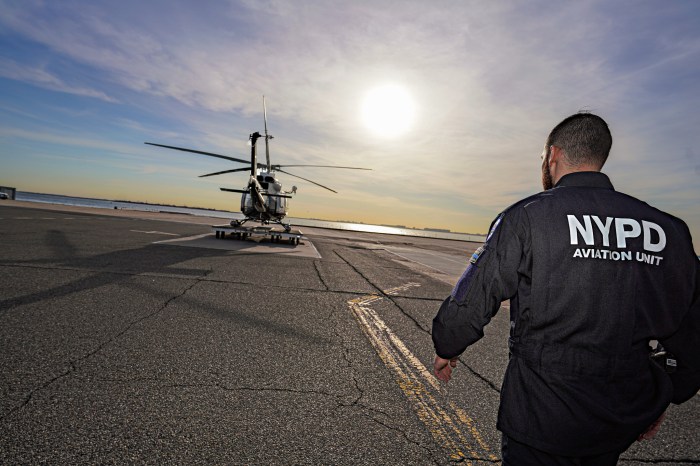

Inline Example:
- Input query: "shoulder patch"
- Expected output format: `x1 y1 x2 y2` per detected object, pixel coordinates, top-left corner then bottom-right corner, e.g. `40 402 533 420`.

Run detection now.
470 245 486 264
452 245 489 301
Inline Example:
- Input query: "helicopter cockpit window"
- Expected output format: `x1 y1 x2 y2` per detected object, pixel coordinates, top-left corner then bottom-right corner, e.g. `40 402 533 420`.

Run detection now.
256 175 269 189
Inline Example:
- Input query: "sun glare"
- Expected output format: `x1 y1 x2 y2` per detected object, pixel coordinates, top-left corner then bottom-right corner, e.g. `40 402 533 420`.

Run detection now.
361 84 416 138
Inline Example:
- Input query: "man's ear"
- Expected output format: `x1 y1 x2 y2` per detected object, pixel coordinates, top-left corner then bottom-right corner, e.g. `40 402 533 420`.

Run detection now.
549 145 564 165
548 145 567 185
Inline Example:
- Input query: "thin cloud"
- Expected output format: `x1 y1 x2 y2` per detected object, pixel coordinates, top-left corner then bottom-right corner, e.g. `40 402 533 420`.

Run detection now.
0 58 118 103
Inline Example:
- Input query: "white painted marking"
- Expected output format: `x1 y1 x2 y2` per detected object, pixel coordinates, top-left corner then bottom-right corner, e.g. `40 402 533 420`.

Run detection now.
305 237 322 259
348 284 496 462
130 230 180 236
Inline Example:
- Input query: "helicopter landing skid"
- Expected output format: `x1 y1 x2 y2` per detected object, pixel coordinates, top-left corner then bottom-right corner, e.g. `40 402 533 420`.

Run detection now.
212 224 302 245
275 221 292 233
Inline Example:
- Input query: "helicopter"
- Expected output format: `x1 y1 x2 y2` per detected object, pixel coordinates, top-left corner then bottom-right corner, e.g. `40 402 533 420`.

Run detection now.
145 96 370 232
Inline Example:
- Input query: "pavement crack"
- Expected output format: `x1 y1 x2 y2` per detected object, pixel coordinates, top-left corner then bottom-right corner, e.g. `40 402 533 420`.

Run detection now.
360 410 442 465
313 260 330 291
457 359 501 394
229 385 337 398
330 303 365 408
90 376 341 401
384 295 431 334
0 278 202 421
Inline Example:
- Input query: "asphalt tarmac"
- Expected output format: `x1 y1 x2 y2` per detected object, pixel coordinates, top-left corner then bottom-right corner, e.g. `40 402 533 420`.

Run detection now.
0 203 697 465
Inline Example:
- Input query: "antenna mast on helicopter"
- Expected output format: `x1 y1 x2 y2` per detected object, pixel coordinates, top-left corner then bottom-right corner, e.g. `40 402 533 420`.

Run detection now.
263 95 273 172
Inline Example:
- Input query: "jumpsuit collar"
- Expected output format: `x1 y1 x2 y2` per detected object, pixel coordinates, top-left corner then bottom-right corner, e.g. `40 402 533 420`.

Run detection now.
555 171 615 190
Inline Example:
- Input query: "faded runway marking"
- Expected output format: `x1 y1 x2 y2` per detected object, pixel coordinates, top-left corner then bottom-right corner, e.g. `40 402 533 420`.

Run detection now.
348 283 497 464
130 230 180 236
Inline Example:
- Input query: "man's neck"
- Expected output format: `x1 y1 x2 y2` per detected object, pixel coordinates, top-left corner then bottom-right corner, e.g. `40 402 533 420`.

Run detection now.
553 165 601 185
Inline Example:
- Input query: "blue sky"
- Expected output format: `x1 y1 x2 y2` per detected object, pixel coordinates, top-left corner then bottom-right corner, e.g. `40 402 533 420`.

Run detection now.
0 0 698 243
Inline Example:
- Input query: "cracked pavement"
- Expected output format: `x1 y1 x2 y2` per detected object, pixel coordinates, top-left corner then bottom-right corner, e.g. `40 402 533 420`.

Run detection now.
0 204 698 465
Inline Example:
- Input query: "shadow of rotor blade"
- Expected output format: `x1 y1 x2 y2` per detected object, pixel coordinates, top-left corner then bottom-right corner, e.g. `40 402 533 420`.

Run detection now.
45 230 78 260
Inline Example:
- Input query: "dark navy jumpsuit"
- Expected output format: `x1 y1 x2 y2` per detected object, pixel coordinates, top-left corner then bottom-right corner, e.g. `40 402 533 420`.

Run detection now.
432 171 700 458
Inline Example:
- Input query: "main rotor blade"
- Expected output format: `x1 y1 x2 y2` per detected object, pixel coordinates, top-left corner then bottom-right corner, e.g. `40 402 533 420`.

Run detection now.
273 164 371 170
199 167 252 178
145 142 250 165
219 187 290 198
276 168 338 194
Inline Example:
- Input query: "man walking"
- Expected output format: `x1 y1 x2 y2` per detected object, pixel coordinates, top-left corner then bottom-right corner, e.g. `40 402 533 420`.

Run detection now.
432 113 699 465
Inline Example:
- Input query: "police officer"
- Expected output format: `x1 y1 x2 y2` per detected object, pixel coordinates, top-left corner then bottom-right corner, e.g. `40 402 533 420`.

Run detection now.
432 113 700 465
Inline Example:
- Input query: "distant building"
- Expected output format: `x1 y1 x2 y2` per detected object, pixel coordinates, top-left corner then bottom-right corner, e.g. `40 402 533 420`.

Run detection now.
424 227 451 233
0 186 16 200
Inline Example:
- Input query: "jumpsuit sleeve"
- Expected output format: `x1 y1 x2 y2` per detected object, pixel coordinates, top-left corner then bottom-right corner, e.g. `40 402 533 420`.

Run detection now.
432 209 524 359
662 255 700 404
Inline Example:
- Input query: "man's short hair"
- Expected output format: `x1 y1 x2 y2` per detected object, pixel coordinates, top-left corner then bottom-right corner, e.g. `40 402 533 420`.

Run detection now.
546 112 612 168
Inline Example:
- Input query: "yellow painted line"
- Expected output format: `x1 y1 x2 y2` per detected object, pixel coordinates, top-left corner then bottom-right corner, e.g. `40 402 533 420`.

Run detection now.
348 284 498 463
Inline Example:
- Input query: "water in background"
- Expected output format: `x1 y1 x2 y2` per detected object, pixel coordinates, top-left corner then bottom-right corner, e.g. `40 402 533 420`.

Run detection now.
14 192 486 242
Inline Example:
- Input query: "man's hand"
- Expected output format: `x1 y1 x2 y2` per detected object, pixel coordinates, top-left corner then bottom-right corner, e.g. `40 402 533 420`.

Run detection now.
637 411 666 441
434 355 458 382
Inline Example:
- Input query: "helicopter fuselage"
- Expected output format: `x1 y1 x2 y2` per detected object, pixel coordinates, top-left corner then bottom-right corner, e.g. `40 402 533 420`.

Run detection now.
240 169 291 222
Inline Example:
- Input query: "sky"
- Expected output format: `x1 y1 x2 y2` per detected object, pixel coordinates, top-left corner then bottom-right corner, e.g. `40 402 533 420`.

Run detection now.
0 1 699 243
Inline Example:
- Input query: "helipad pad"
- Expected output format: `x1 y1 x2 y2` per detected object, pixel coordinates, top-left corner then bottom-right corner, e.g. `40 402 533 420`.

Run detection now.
154 233 321 258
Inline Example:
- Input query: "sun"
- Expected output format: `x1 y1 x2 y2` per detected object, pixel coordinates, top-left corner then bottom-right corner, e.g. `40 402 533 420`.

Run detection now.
361 84 416 138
